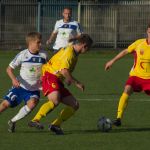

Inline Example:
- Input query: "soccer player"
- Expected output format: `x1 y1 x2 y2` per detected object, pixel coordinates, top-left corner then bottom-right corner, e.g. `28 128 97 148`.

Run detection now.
46 7 83 53
0 32 48 132
105 24 150 126
28 34 93 135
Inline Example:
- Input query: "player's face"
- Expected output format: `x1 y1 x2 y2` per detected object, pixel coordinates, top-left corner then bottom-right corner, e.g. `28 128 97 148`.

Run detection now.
81 43 89 53
75 43 89 54
147 28 150 39
29 39 42 53
63 9 72 22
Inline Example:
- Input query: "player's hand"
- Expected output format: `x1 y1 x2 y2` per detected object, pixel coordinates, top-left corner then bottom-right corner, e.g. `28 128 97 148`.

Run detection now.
12 78 20 88
75 82 85 92
105 60 114 71
46 39 51 45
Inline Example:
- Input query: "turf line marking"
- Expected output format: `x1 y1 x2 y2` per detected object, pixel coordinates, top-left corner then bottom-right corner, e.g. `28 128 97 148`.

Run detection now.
78 98 150 102
39 98 150 102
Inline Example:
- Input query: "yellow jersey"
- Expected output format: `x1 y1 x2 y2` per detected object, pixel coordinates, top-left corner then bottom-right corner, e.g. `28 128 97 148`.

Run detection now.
128 39 150 79
42 45 78 80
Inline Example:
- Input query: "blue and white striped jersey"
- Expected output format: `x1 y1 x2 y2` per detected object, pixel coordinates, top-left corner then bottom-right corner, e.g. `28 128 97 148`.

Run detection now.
9 49 48 91
53 19 83 50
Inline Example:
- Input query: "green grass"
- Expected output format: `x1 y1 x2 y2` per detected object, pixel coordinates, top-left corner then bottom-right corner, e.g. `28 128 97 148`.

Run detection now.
0 50 150 150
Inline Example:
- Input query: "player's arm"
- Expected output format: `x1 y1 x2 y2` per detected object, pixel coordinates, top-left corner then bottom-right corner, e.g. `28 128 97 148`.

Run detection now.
60 68 84 91
46 21 59 45
76 22 83 35
6 66 20 88
46 32 57 45
105 49 129 71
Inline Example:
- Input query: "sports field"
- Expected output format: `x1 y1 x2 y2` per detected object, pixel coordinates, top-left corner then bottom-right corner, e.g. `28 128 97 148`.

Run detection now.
1 50 150 150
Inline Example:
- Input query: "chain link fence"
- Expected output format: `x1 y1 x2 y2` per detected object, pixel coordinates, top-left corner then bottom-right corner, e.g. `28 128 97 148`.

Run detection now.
0 0 150 50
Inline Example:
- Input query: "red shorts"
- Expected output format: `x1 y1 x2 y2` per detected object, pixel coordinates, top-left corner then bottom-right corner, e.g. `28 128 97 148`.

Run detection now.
42 72 71 97
125 76 150 95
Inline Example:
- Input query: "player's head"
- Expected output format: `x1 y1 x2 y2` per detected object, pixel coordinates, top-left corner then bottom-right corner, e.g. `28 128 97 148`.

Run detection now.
26 32 42 52
62 7 72 22
69 34 93 53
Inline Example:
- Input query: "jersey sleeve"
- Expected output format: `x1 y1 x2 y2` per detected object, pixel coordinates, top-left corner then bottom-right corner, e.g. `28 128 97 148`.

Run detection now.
127 39 143 53
53 21 59 33
9 52 22 69
76 22 83 34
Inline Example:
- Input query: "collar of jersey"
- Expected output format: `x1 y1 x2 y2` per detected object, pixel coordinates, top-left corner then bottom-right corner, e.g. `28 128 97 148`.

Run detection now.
63 19 73 23
28 49 39 55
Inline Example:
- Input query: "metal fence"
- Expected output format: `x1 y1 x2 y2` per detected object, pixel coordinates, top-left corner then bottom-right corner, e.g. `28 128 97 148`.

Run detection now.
0 0 150 50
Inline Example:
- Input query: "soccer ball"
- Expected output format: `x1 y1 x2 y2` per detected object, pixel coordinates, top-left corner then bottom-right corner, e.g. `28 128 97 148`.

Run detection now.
97 116 112 132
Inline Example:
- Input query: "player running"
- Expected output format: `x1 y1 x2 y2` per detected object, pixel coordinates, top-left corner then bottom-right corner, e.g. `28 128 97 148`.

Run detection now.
105 24 150 126
0 32 48 132
28 34 93 135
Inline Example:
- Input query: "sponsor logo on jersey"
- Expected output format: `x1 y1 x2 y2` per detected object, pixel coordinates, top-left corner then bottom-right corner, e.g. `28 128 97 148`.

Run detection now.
52 83 56 88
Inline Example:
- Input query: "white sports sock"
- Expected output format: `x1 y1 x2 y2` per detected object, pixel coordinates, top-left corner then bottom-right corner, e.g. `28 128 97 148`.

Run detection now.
11 105 31 122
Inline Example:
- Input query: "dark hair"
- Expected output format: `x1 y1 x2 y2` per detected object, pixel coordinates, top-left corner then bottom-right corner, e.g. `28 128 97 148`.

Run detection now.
69 34 93 48
26 32 42 45
63 7 72 12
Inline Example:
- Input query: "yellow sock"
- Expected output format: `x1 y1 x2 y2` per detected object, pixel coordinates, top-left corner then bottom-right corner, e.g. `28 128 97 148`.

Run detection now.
117 92 129 119
51 106 75 126
32 101 54 121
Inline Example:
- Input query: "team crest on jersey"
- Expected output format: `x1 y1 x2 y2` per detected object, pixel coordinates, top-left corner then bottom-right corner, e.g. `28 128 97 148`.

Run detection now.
52 83 56 88
64 24 68 28
140 49 144 55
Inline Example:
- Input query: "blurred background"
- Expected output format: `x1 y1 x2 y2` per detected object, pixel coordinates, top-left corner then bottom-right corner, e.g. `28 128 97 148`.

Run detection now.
0 0 150 50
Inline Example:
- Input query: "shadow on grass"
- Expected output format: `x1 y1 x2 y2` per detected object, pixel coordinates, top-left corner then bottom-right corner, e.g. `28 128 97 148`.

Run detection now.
65 129 105 135
10 126 150 135
111 127 150 133
15 129 99 135
65 126 150 135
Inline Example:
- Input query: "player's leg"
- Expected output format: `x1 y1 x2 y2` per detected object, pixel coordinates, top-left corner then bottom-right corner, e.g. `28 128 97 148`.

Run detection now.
0 100 10 113
49 95 79 135
2 87 22 132
1 86 21 113
51 95 79 126
10 98 38 123
1 99 15 133
28 91 60 129
8 89 39 132
114 85 133 126
0 99 16 133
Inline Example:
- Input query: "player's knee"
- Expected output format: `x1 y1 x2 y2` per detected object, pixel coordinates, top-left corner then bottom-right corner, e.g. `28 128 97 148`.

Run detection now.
0 100 10 112
124 85 133 95
52 100 59 106
27 99 38 110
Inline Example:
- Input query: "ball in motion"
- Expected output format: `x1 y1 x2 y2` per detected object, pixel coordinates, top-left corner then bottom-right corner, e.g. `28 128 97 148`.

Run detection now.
97 116 112 132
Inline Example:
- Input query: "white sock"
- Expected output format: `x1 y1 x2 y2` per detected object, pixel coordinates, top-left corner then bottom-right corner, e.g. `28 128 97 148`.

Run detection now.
11 105 31 122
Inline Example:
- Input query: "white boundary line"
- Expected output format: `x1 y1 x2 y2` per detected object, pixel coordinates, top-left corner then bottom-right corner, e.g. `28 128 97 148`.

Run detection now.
1 98 150 102
39 98 150 102
78 98 150 102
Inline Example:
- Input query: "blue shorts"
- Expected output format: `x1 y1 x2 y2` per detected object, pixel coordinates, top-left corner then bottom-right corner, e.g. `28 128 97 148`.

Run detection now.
3 87 40 107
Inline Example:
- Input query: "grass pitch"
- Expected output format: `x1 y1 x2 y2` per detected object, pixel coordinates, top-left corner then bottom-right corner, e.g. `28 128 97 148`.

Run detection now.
0 50 150 150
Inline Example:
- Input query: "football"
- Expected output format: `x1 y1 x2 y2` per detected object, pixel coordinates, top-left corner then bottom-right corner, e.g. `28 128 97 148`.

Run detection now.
97 116 112 132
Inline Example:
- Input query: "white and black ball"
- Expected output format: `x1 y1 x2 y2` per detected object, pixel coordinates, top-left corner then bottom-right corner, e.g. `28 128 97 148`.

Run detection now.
97 116 112 132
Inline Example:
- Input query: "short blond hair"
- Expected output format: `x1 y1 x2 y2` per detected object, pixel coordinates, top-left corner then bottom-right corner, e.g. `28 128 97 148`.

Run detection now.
26 32 42 45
